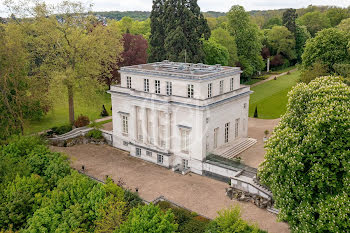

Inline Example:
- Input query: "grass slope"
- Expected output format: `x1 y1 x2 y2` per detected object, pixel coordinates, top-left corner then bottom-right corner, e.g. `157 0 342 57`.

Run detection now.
24 92 112 134
249 70 300 119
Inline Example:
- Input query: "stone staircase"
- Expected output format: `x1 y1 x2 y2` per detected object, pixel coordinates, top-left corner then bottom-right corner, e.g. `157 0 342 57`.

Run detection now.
213 138 257 159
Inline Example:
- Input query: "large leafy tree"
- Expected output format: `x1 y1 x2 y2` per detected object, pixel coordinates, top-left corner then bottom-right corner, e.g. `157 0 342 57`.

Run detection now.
297 11 331 36
266 26 296 60
0 22 47 141
210 28 238 66
203 39 229 66
149 0 210 63
302 28 350 70
259 76 350 232
227 5 264 80
326 7 350 27
116 203 178 233
282 9 298 34
337 18 350 33
7 1 124 124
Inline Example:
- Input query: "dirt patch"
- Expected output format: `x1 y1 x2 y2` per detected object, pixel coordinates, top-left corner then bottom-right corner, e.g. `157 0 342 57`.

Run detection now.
51 144 289 233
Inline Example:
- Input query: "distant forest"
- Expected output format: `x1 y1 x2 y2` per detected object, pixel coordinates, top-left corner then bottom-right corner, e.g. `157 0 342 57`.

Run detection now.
93 6 347 21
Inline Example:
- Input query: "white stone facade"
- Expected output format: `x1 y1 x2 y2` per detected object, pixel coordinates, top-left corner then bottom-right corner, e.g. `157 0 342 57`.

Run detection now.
109 61 251 175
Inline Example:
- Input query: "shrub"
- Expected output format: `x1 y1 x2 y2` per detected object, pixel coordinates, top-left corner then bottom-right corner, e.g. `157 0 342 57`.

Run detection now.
86 129 103 139
181 219 209 233
123 190 143 214
100 105 109 117
74 115 90 128
270 54 284 67
253 106 258 118
51 124 72 135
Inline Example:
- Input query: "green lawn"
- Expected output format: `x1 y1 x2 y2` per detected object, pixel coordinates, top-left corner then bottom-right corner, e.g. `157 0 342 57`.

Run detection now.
24 92 112 134
249 70 301 119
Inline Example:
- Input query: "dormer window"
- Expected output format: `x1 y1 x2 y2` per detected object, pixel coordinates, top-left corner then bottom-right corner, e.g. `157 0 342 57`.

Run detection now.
127 76 132 89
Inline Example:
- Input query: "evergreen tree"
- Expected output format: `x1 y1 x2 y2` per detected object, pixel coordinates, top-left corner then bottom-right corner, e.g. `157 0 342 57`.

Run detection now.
149 0 166 62
282 9 298 34
149 0 210 63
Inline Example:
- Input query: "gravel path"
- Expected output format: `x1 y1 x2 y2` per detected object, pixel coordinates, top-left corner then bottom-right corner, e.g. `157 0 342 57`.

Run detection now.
250 68 297 87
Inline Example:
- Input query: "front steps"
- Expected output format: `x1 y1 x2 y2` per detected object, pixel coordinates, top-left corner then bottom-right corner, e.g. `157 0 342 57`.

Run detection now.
212 138 257 159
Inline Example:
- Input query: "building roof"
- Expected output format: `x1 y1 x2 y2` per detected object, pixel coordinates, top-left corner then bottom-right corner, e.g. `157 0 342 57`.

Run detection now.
119 61 242 80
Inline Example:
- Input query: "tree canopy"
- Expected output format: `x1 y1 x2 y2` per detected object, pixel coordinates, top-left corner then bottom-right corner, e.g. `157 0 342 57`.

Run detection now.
149 0 210 63
203 39 229 66
227 5 264 80
302 28 350 70
266 26 296 60
297 11 331 36
210 27 238 66
259 76 350 232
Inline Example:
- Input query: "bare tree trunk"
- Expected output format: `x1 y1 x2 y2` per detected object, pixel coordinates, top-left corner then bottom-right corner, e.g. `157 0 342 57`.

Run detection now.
68 84 75 124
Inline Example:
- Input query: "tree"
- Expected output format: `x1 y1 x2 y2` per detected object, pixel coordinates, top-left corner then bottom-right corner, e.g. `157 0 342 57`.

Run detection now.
9 1 124 124
210 28 238 66
297 11 331 36
253 106 258 118
300 62 329 84
149 0 166 62
266 26 296 60
0 22 47 141
337 18 350 33
149 0 210 63
282 9 298 34
205 206 261 233
203 40 229 66
326 7 350 27
0 175 47 231
295 24 311 63
302 28 350 70
263 17 282 29
227 5 264 80
259 76 350 232
116 203 178 233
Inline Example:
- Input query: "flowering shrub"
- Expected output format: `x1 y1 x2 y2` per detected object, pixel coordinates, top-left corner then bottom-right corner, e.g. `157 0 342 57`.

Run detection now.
259 76 350 232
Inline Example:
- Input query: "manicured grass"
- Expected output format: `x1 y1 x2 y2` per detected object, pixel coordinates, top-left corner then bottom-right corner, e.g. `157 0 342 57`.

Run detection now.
24 92 112 134
249 70 300 119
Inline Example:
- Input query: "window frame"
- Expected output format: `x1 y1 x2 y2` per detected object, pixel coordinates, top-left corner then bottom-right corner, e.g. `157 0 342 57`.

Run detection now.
166 81 172 96
187 84 194 98
155 80 160 94
144 79 149 92
219 80 224 94
230 78 234 91
127 76 132 89
208 83 212 98
136 148 141 157
122 115 128 135
157 154 164 164
181 130 190 153
225 122 230 143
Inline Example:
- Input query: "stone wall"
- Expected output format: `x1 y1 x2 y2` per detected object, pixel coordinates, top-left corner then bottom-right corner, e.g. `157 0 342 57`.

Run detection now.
226 187 273 209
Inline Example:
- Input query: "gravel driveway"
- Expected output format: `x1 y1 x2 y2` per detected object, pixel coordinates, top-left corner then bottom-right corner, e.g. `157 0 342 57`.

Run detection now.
51 141 289 233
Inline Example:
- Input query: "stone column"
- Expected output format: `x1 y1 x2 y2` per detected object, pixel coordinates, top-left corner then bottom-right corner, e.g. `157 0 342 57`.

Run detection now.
154 110 159 147
142 107 148 144
165 112 171 150
132 106 138 141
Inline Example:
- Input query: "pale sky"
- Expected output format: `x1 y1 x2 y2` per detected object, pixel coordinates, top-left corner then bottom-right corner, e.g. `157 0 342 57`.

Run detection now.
1 0 349 17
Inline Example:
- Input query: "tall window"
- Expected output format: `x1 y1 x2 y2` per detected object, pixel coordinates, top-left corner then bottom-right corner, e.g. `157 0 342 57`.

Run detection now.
155 80 160 94
181 130 190 153
230 78 234 91
187 84 194 98
235 119 240 138
208 83 212 98
166 81 172 96
122 115 128 135
127 76 132 89
219 80 224 94
144 79 149 92
225 123 230 143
